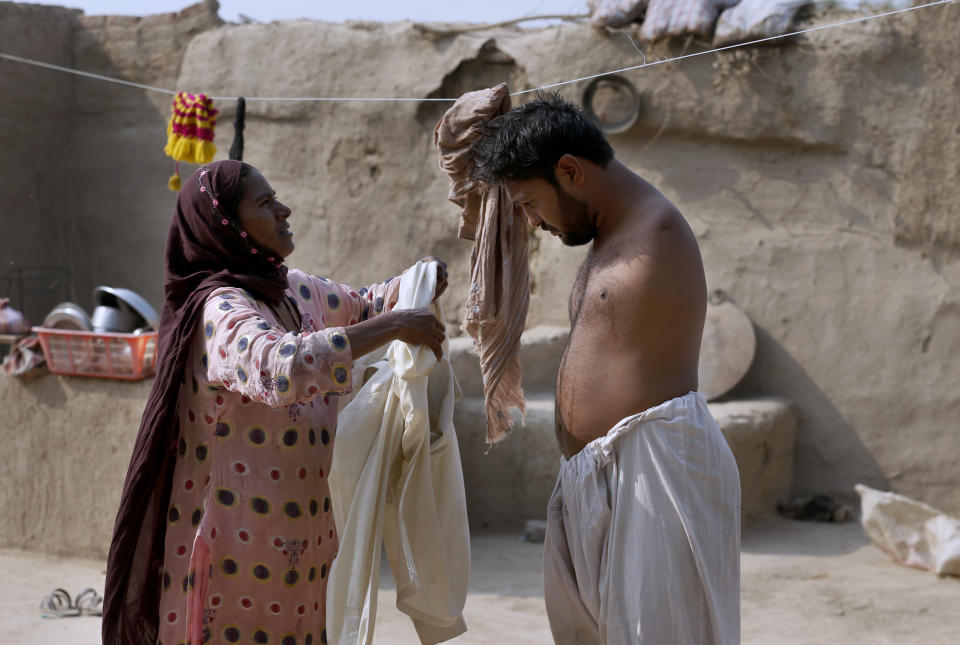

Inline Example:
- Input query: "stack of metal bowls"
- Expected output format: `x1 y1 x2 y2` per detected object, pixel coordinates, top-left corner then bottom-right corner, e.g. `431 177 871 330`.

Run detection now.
90 287 159 333
41 287 159 334
42 302 93 331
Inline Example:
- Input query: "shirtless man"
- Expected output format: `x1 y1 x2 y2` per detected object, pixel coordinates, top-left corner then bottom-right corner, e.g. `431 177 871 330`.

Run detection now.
471 95 741 644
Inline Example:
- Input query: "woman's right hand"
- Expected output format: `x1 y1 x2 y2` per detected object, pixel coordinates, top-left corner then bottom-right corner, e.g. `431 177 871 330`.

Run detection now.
390 308 446 361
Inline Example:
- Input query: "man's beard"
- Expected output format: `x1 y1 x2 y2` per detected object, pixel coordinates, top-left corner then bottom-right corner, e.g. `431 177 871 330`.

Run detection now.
553 186 595 247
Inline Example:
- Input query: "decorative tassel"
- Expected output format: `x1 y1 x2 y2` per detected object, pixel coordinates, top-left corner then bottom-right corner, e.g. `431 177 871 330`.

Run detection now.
164 92 219 191
168 161 182 191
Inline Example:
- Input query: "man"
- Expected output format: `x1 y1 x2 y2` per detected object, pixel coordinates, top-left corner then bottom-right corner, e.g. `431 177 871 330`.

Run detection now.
470 94 741 645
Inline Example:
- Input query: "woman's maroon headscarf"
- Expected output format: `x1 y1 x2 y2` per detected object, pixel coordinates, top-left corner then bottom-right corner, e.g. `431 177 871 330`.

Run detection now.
103 161 289 645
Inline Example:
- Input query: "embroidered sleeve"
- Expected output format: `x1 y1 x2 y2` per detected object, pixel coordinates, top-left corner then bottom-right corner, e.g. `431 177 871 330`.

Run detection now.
295 274 401 328
198 288 353 408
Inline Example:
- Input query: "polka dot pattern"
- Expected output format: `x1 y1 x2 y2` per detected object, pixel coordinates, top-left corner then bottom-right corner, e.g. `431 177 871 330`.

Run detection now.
159 274 400 643
248 427 267 446
215 422 232 440
216 488 237 507
284 501 303 519
252 563 271 581
221 557 239 576
251 497 271 515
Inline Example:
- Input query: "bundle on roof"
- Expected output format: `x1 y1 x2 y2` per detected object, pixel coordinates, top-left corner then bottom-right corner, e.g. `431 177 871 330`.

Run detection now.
714 0 811 46
640 0 741 41
587 0 746 40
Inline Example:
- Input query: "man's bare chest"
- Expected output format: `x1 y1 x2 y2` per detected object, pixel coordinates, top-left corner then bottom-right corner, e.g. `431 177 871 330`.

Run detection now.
568 253 626 330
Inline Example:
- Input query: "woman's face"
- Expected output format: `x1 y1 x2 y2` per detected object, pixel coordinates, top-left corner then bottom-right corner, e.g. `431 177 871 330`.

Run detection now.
236 168 295 258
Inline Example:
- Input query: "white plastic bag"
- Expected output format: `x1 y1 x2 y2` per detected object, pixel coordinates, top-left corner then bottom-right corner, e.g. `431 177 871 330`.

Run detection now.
0 298 30 334
856 484 960 576
587 0 648 29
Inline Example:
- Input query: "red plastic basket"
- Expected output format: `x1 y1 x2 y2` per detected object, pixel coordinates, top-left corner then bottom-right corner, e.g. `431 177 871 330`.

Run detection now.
33 327 158 380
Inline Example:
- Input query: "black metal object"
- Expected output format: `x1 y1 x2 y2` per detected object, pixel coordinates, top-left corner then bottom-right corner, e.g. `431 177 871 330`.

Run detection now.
229 96 246 161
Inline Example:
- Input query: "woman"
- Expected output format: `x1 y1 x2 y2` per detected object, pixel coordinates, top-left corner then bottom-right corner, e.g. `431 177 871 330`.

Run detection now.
103 160 446 645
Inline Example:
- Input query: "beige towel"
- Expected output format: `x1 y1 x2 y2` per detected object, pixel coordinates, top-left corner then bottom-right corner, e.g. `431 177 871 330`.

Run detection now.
434 84 529 443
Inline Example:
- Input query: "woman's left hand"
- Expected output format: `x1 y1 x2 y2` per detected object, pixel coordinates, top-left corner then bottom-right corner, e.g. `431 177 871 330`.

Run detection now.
420 257 448 301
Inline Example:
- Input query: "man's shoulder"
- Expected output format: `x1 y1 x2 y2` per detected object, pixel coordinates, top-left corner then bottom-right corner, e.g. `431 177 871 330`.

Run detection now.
606 198 696 265
600 200 702 301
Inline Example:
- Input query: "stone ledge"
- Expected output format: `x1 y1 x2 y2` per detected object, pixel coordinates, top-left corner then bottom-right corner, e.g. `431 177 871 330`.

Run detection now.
449 325 569 397
712 397 798 526
454 394 797 530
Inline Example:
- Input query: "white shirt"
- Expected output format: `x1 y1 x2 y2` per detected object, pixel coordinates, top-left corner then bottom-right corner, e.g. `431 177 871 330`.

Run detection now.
327 261 470 645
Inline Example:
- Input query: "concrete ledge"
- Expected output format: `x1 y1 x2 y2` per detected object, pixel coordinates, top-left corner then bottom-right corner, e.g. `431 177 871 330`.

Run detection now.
0 371 794 558
454 394 797 530
712 397 798 526
448 325 570 397
453 395 557 530
0 372 149 559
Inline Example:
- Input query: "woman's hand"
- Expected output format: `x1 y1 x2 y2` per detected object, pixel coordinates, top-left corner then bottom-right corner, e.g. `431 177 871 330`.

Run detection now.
420 257 448 302
391 308 446 361
345 307 445 361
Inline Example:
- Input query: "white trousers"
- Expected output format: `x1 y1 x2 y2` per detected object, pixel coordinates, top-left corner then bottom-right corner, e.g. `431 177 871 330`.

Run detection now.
544 392 741 645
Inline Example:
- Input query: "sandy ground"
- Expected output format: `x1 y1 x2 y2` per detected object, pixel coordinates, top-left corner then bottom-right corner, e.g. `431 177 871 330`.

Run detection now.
3 519 958 644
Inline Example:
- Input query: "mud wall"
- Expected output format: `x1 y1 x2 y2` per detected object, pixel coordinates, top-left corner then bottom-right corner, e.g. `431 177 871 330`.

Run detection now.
0 3 80 324
173 4 960 512
0 0 221 322
0 0 958 562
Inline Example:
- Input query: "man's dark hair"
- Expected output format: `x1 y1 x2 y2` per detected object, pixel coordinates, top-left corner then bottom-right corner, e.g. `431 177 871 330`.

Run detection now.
470 93 614 185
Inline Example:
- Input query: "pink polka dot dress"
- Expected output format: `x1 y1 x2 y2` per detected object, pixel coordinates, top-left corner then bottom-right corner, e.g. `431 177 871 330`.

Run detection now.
157 269 398 645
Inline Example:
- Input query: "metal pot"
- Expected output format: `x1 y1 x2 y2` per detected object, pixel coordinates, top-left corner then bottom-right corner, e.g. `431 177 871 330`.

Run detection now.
42 302 93 331
91 305 140 333
93 286 159 330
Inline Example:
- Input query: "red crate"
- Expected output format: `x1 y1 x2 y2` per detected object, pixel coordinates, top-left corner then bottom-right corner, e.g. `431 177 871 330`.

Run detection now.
33 327 158 380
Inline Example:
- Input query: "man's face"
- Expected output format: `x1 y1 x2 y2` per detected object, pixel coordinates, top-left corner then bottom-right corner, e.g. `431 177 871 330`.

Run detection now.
505 177 595 247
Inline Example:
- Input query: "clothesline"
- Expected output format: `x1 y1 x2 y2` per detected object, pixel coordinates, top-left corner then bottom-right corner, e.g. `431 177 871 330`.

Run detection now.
0 0 953 103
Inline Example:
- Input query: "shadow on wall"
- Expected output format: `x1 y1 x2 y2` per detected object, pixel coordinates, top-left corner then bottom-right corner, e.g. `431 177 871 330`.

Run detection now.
727 326 890 506
416 39 527 127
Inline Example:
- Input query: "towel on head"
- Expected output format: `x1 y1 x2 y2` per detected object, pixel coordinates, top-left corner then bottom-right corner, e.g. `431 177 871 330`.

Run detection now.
434 84 529 443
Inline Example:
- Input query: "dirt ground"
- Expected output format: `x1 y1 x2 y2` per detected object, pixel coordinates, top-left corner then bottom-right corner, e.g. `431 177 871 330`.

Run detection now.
3 518 957 644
